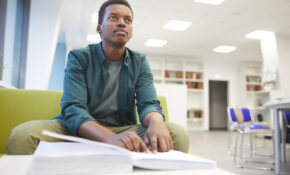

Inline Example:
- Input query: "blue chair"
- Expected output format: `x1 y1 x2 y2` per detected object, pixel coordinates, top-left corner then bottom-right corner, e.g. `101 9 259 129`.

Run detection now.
227 107 239 154
233 107 274 171
240 108 271 131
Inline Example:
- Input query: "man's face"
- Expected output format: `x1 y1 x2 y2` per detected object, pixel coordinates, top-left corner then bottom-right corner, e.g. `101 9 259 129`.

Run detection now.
97 4 133 47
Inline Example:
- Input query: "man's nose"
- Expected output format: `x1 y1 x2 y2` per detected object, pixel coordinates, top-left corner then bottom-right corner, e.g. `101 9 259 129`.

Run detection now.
117 18 126 27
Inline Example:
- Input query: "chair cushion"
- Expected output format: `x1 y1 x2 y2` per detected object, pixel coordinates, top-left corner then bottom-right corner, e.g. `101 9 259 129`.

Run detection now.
249 124 270 130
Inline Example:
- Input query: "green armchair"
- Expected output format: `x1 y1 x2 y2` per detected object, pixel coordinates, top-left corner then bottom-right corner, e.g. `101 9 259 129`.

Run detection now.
0 88 168 155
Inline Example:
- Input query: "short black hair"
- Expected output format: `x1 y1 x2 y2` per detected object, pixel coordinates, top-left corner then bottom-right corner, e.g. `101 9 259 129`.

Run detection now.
98 0 133 25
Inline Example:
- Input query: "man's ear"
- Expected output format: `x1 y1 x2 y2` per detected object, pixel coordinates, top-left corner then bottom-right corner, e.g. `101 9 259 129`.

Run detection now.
97 25 102 34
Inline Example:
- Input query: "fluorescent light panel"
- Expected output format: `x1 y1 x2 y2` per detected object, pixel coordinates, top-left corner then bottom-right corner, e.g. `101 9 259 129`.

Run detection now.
193 0 225 5
87 34 101 42
213 45 236 53
164 20 192 31
245 30 274 40
92 12 98 23
145 39 167 47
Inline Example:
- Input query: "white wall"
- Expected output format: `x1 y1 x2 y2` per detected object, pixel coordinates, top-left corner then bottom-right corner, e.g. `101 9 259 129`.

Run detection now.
203 58 244 130
275 34 290 98
25 0 63 89
155 84 187 129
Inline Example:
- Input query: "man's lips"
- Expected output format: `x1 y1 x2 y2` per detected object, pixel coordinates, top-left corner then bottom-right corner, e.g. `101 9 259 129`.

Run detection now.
114 30 128 35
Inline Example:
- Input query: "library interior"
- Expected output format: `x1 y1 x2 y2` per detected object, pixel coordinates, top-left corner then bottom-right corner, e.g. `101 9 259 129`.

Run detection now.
0 0 290 175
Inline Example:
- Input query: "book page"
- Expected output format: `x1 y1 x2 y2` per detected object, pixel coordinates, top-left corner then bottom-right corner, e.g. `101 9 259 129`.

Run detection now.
42 130 129 153
131 150 216 170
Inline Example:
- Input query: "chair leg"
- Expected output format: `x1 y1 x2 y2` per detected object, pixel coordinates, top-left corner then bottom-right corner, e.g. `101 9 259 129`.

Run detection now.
249 133 254 158
227 130 232 154
240 133 244 160
234 132 239 162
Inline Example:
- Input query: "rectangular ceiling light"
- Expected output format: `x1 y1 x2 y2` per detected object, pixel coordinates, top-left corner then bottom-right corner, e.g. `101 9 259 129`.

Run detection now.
245 30 274 40
213 45 236 53
193 0 225 5
145 39 167 47
92 12 98 23
87 34 101 42
164 20 192 31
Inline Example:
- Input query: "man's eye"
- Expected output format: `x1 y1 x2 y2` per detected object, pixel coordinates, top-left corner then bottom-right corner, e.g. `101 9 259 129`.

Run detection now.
109 16 117 20
125 18 132 23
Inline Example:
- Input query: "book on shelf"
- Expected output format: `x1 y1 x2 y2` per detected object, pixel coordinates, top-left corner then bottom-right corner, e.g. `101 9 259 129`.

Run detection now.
246 85 263 92
186 73 201 80
196 73 201 79
246 75 261 83
28 130 216 175
165 70 170 78
255 98 263 106
186 82 203 89
197 82 203 89
194 111 203 118
246 85 251 91
255 85 262 91
187 110 203 119
186 73 193 79
176 71 183 78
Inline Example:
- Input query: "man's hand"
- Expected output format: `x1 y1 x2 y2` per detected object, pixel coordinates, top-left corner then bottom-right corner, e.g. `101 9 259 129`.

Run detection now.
143 112 173 153
104 131 148 152
78 121 148 152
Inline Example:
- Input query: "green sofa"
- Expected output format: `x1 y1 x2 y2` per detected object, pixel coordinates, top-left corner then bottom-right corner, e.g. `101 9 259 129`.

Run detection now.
0 88 168 155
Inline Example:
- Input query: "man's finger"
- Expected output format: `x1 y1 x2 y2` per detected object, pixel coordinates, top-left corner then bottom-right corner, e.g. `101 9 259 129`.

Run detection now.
148 135 157 153
127 133 141 152
144 134 150 146
166 138 172 151
121 136 133 151
158 137 167 152
140 139 149 153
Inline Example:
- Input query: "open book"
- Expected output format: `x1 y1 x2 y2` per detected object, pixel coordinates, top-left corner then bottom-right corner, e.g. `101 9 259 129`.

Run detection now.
28 130 216 175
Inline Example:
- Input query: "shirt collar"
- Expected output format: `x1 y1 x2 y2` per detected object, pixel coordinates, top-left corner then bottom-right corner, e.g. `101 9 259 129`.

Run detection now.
96 42 107 64
96 42 129 65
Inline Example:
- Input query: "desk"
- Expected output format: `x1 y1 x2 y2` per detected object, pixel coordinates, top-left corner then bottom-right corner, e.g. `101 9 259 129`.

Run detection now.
265 98 290 175
0 155 236 175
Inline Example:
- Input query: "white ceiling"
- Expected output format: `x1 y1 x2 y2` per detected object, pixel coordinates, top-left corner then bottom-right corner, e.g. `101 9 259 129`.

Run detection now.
60 0 290 62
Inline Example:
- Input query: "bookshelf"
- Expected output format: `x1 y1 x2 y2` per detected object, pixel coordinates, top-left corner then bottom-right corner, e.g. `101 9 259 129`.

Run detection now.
147 57 204 130
244 64 271 126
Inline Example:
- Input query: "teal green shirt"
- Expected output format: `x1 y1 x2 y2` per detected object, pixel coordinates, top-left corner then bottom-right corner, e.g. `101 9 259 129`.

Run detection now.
53 42 164 135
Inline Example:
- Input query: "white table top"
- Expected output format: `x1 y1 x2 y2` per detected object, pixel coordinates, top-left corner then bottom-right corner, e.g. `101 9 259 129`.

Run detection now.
264 98 290 107
0 155 236 175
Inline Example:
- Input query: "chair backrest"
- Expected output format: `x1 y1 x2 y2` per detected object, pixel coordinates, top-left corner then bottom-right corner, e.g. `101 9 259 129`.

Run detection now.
284 111 290 123
241 108 252 122
227 107 237 122
233 106 244 124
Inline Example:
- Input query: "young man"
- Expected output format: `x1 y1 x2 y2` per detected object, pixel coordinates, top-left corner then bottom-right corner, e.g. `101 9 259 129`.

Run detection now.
6 0 189 154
